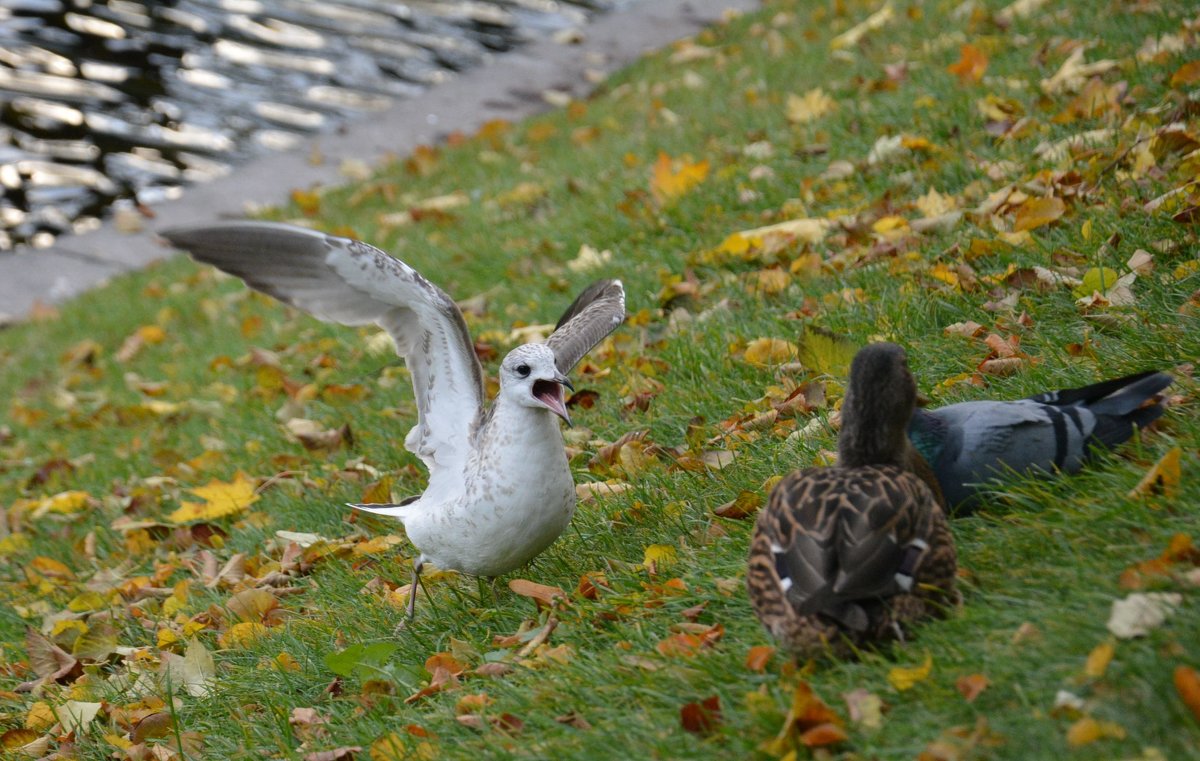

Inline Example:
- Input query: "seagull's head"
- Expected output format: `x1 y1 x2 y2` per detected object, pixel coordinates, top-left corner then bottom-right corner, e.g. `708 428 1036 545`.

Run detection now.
500 343 574 425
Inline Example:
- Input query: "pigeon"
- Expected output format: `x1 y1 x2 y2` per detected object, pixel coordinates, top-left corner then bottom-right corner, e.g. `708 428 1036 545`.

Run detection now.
747 343 957 658
908 370 1173 512
160 221 626 618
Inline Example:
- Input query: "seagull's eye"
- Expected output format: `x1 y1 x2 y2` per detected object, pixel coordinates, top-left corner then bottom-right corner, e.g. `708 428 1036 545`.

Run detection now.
516 364 531 377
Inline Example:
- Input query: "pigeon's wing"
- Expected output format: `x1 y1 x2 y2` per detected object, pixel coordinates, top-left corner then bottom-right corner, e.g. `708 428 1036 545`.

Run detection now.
546 279 625 374
161 222 485 474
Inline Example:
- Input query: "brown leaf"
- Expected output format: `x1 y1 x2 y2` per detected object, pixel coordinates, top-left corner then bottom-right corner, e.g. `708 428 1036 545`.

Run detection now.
555 711 593 730
508 579 568 609
23 627 79 683
801 722 849 747
1170 60 1200 87
680 695 722 735
1127 447 1182 499
577 571 607 600
955 673 990 702
424 652 469 677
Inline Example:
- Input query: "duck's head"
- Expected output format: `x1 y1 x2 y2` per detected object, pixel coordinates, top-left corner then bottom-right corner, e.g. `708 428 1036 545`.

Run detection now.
838 342 917 466
499 343 574 425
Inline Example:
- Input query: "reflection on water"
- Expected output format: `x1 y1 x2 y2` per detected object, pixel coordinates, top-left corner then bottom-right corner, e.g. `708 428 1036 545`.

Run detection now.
0 0 606 252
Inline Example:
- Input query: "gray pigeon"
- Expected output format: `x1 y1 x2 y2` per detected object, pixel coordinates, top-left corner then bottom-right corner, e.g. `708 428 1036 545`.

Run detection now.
908 370 1173 512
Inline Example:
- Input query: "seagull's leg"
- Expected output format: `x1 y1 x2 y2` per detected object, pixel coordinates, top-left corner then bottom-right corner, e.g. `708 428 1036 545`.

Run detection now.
489 576 501 607
407 555 426 621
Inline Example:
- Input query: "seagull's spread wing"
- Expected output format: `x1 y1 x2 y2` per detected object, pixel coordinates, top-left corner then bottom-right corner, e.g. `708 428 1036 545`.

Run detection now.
160 222 485 474
546 279 626 374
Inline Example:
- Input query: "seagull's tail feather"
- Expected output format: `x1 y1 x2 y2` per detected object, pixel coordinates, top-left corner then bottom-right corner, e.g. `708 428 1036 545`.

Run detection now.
346 496 420 518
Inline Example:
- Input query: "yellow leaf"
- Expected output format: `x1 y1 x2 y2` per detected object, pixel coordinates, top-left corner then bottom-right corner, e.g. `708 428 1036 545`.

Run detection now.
1128 447 1182 499
786 88 836 124
649 152 708 205
743 338 799 366
67 591 108 613
1013 197 1066 231
872 215 908 234
24 702 55 731
797 327 858 377
888 651 933 691
40 490 92 514
274 652 302 672
1066 716 1126 746
30 556 73 579
746 269 791 295
169 473 260 523
929 263 960 287
221 622 268 648
157 628 180 649
1084 641 1115 679
1074 267 1120 297
915 188 957 218
643 544 677 570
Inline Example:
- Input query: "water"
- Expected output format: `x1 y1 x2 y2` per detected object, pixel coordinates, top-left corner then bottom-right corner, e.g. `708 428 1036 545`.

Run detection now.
0 0 608 252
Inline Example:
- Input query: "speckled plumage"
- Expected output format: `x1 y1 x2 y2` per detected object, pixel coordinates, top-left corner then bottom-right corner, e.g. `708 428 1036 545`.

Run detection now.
160 222 625 617
748 343 957 657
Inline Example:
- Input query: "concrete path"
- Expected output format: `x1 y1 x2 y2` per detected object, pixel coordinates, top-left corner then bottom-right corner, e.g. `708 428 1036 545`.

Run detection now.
0 0 759 323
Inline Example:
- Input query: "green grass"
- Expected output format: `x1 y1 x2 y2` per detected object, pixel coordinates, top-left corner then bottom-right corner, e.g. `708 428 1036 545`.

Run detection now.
2 0 1199 757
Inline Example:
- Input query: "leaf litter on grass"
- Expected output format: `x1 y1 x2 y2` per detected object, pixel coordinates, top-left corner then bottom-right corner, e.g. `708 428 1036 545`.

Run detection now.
2 0 1199 757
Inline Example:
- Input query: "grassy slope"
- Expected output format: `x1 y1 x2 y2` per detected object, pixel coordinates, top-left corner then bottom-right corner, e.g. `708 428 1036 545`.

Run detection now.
2 0 1199 758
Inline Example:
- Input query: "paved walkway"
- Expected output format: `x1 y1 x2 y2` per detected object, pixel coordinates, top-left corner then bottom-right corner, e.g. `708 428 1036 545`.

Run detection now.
0 0 759 323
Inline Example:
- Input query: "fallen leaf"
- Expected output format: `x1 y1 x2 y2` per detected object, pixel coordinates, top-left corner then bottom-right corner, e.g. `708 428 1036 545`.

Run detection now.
1127 447 1182 499
169 473 260 523
1170 60 1200 87
303 748 362 761
680 695 722 736
643 544 677 571
786 88 836 124
1066 716 1126 746
743 337 799 366
797 327 857 377
1084 641 1115 679
947 43 988 83
762 682 847 755
842 688 884 730
888 652 933 691
508 579 568 609
1174 665 1200 724
54 700 103 733
744 645 775 672
1013 197 1066 232
714 491 763 519
955 673 990 702
650 152 708 206
1106 592 1181 638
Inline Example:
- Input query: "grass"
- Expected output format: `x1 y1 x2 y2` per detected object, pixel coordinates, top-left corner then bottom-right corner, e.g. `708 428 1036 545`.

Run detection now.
2 0 1199 757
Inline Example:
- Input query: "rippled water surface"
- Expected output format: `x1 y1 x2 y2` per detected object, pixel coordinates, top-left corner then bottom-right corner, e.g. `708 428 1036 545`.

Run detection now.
0 0 608 252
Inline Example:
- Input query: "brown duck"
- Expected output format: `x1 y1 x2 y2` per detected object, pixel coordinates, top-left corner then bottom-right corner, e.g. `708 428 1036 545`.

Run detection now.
747 342 957 657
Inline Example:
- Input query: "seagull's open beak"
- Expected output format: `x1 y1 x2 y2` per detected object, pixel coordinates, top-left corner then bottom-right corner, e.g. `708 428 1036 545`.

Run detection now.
533 372 574 426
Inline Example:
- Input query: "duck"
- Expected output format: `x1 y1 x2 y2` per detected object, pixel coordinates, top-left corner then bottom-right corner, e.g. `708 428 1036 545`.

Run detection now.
909 370 1172 512
747 342 957 657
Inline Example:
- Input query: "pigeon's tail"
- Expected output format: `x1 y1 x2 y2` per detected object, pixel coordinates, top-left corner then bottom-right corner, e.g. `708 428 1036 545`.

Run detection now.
1030 370 1172 412
1075 371 1174 450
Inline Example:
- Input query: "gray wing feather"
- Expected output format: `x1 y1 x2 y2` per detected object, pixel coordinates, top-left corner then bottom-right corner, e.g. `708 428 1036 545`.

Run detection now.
160 221 485 474
546 279 626 374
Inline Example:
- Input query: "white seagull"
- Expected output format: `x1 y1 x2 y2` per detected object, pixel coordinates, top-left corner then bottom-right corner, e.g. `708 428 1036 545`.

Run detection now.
161 221 625 617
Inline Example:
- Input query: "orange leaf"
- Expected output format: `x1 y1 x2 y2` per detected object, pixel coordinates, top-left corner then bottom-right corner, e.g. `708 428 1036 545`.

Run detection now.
680 695 722 736
744 645 775 672
1013 197 1066 232
947 43 988 83
424 652 468 677
1175 665 1200 723
955 673 990 702
507 579 568 609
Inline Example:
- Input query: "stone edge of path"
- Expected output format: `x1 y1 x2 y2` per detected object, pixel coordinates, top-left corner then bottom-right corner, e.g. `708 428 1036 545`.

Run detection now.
0 0 761 323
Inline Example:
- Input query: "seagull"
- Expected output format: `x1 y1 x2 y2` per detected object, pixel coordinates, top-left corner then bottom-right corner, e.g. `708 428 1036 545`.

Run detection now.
747 343 957 658
909 370 1173 512
160 221 625 618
